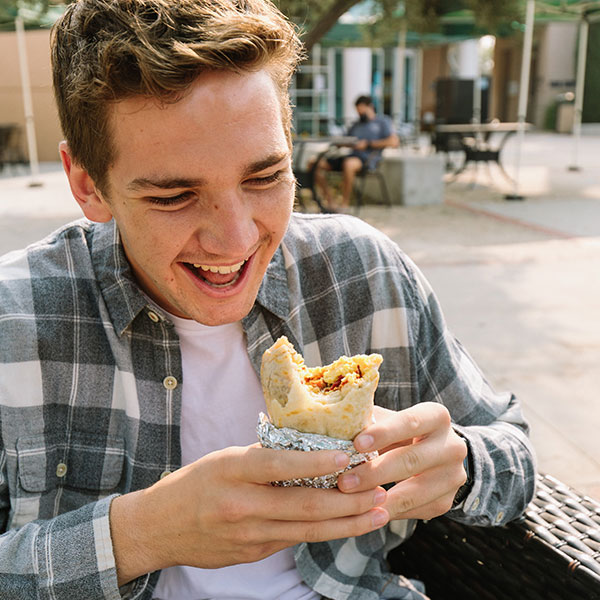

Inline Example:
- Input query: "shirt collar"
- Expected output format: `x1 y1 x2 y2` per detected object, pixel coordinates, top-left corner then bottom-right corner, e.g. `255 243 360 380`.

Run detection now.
253 244 290 320
90 220 149 336
91 220 290 335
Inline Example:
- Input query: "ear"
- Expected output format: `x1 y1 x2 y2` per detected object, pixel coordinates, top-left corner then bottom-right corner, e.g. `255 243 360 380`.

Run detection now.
59 141 113 223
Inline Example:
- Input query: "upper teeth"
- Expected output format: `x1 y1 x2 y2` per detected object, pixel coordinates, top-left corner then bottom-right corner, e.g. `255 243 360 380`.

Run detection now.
192 260 245 274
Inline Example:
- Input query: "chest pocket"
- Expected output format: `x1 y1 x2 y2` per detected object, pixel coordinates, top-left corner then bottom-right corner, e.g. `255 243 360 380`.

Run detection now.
16 431 125 494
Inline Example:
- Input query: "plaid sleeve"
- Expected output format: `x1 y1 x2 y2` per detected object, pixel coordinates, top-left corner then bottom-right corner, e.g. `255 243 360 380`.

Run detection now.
0 490 150 600
406 257 537 525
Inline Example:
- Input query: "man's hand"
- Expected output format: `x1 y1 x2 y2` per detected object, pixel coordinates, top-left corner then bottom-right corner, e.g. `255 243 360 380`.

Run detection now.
353 139 370 151
337 404 468 520
110 445 389 585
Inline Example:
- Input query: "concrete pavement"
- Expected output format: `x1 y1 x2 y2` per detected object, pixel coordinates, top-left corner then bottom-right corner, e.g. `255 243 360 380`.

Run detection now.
362 132 600 500
1 131 599 499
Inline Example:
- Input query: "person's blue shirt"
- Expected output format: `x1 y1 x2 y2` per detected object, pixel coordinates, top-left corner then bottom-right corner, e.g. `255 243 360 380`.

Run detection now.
348 114 394 169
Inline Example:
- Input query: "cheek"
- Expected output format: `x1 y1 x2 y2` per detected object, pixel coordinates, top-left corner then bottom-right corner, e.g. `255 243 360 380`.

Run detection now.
120 216 186 269
264 187 294 234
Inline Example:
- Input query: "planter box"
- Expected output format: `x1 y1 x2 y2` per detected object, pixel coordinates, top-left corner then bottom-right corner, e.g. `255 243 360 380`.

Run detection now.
361 152 445 206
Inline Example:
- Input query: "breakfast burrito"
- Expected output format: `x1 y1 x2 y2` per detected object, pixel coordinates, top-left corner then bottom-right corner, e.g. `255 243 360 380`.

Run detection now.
260 336 383 440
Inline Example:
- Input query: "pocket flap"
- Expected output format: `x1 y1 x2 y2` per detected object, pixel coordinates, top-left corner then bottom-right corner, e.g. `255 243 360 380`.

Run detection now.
17 432 125 493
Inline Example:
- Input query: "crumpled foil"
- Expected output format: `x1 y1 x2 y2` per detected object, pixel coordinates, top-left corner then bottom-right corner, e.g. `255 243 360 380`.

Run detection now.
256 412 378 488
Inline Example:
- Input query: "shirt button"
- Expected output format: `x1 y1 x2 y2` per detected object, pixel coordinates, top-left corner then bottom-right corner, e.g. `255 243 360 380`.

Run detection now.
56 462 68 478
470 497 480 512
160 470 172 480
148 311 160 323
163 376 178 390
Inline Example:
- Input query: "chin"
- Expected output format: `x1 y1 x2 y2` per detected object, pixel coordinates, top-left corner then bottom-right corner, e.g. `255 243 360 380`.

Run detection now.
186 300 255 325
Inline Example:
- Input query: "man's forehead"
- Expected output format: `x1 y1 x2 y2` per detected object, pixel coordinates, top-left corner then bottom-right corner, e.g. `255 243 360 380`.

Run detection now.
104 69 291 185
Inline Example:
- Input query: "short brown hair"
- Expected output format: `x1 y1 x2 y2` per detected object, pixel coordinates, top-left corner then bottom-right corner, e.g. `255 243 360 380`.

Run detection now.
51 0 303 193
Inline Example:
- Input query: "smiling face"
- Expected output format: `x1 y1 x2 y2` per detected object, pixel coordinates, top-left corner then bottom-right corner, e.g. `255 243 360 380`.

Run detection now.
67 69 295 325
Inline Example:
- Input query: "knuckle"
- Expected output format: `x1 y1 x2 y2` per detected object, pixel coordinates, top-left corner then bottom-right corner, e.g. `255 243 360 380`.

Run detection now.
392 494 416 516
404 410 422 433
299 493 320 516
219 497 247 523
435 403 452 426
261 449 286 481
400 447 422 475
234 525 269 560
302 522 322 544
434 495 455 516
451 436 468 461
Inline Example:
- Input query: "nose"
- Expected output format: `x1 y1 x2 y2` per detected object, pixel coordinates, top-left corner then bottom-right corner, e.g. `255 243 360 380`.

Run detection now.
195 192 260 258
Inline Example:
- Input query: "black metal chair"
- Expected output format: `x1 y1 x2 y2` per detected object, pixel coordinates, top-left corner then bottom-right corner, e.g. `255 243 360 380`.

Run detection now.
352 161 392 214
292 140 336 213
388 473 600 599
0 124 27 173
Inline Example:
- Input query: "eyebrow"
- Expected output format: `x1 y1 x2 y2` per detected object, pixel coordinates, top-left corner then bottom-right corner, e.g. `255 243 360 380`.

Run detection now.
242 151 290 177
126 151 290 192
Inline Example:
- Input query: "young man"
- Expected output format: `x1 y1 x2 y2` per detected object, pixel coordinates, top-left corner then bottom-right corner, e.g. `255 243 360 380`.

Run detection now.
0 1 535 599
314 95 399 209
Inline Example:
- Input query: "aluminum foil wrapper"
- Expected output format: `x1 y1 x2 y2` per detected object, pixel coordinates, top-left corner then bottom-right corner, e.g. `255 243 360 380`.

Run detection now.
256 412 377 488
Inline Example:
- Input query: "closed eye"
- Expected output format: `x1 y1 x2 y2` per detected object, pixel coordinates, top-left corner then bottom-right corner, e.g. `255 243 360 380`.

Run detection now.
146 191 196 206
245 170 289 188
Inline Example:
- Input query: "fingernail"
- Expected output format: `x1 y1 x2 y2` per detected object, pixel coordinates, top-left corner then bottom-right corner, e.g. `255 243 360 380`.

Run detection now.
335 453 350 468
339 473 359 490
372 509 389 528
355 434 374 452
373 488 386 506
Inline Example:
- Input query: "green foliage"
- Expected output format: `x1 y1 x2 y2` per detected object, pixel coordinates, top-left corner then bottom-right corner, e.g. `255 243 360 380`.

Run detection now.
276 0 525 51
465 0 524 33
0 1 45 28
275 0 345 36
543 99 558 131
0 0 18 22
404 0 523 33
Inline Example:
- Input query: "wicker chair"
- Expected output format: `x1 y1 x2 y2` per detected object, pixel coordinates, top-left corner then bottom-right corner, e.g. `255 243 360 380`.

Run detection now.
388 473 600 599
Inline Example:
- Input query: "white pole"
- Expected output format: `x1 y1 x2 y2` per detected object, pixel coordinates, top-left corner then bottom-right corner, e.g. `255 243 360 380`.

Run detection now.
506 0 535 200
472 40 482 125
568 16 589 172
15 15 42 186
393 21 407 132
413 45 423 148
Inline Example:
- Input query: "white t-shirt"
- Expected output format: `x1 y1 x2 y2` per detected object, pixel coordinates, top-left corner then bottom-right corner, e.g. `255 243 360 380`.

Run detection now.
152 315 318 600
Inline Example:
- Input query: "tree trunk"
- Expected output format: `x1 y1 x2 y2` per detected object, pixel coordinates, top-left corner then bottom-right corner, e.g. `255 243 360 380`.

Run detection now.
301 0 363 53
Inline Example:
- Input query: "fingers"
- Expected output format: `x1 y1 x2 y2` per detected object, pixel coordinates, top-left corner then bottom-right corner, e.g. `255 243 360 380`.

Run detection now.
353 402 452 453
382 466 464 520
227 446 351 484
255 485 387 522
339 426 466 492
265 506 390 545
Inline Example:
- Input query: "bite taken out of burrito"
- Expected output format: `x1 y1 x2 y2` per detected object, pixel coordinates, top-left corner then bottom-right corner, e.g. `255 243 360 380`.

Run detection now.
260 336 383 441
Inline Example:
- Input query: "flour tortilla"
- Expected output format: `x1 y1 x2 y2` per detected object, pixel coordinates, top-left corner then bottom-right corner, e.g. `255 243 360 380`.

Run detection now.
260 336 383 440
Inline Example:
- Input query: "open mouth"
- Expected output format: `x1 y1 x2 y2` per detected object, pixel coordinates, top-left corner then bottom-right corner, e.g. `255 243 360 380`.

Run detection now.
183 258 249 288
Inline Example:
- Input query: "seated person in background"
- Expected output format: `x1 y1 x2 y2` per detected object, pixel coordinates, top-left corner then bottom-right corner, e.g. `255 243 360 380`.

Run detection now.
314 95 399 210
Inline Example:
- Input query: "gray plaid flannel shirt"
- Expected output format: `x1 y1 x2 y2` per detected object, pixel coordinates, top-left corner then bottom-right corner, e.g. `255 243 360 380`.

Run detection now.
0 213 536 600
